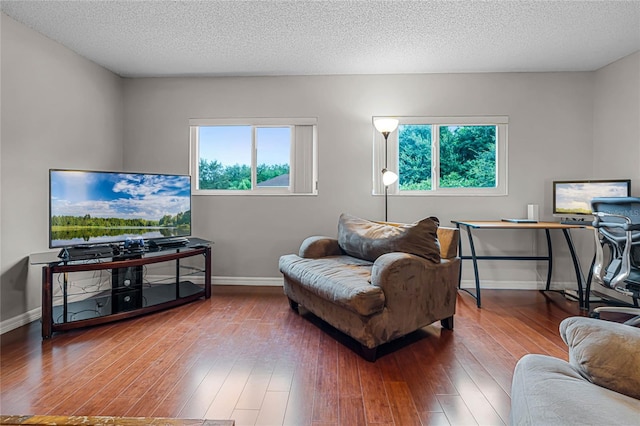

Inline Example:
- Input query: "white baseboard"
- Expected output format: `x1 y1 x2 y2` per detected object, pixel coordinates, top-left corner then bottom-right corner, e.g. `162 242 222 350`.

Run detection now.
184 275 283 286
459 279 575 291
0 307 41 335
563 289 602 302
211 276 284 287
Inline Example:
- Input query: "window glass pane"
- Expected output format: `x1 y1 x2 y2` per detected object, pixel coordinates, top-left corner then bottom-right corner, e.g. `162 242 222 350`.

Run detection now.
398 124 432 190
439 125 496 188
440 126 496 188
256 127 291 187
198 126 252 190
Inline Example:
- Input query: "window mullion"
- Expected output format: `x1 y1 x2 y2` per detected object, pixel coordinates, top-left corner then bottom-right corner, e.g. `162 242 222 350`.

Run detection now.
432 125 439 191
288 126 294 192
251 126 258 189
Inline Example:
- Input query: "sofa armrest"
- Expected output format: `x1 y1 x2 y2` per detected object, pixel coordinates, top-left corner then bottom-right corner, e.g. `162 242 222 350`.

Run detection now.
371 252 459 316
299 236 343 259
437 226 459 259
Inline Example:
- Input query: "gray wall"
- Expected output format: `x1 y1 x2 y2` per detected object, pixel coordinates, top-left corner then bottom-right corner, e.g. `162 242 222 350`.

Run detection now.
1 14 123 326
121 72 597 285
593 51 640 181
587 52 640 301
2 12 639 330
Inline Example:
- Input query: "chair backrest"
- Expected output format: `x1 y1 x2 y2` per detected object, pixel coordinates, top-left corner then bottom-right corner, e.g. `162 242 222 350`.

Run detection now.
590 197 640 295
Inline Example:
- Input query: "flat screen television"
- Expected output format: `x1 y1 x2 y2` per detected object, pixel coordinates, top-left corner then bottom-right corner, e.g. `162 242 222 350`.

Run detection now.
552 179 631 217
49 169 192 248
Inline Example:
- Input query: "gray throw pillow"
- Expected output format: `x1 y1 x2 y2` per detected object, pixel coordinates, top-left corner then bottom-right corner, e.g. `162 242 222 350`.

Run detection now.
337 213 441 263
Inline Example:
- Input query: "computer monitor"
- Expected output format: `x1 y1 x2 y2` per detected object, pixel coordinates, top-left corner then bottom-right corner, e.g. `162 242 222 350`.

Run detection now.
552 179 631 218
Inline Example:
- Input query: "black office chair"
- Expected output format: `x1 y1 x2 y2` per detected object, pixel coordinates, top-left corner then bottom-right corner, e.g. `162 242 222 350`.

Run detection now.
590 197 640 326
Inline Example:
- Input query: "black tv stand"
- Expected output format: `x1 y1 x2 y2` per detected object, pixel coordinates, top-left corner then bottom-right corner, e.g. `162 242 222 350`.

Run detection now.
32 238 212 339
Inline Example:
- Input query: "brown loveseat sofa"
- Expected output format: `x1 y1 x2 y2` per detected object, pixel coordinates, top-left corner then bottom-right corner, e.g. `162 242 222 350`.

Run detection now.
278 213 461 361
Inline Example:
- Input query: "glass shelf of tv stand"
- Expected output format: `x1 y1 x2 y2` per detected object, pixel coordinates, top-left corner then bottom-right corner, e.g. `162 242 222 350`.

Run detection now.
51 262 204 324
31 238 212 339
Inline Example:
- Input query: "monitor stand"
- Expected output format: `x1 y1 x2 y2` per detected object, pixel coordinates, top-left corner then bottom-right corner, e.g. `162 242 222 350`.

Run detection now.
560 217 593 226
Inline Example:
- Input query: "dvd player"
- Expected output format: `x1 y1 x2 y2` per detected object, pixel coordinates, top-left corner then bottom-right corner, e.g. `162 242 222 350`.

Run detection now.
58 245 114 260
148 237 189 249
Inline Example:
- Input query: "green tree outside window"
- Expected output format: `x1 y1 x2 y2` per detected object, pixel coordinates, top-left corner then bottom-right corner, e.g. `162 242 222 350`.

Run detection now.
398 124 496 190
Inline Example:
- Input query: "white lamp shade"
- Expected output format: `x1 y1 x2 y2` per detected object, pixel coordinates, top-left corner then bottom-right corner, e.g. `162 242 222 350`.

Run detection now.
374 118 399 134
382 169 398 186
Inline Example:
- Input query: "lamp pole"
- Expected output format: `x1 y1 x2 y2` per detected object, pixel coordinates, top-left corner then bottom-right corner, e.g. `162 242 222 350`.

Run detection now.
374 118 399 222
383 132 390 222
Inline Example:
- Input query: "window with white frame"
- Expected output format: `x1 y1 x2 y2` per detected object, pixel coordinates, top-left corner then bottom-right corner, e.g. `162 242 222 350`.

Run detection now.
373 116 508 196
190 118 318 195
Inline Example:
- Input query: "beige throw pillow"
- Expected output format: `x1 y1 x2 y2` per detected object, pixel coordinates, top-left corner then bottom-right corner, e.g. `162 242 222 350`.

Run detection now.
337 213 441 263
560 316 640 400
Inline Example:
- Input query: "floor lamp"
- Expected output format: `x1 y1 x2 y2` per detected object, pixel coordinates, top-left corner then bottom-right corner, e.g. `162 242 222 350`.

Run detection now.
374 118 399 222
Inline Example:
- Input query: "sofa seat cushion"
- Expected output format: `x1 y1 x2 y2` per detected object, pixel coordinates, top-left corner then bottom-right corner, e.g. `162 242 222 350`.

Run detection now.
337 213 441 263
279 254 385 316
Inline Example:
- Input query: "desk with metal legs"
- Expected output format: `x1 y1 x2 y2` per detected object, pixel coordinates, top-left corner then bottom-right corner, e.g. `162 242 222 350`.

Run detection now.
451 220 589 308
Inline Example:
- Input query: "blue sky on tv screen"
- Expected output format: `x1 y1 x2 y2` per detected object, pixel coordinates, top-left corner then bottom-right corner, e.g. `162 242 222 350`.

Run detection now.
50 171 191 221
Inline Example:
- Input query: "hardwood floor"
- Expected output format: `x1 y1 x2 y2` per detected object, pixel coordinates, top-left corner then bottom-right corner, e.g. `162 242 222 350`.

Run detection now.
1 287 591 425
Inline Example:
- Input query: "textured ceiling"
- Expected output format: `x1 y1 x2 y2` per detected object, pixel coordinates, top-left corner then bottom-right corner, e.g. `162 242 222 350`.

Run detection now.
2 0 639 77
